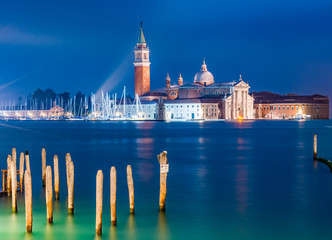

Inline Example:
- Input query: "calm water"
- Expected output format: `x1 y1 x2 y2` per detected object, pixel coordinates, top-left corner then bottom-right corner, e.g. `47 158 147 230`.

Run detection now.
0 120 332 240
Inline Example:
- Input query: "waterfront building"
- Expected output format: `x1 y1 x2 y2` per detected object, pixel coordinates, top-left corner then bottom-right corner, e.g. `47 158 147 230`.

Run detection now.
0 105 65 119
253 92 329 119
161 99 220 121
123 101 157 120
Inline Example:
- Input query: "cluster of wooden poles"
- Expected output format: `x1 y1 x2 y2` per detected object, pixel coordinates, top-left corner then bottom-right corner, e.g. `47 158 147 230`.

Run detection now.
6 148 75 232
5 148 169 236
95 150 169 235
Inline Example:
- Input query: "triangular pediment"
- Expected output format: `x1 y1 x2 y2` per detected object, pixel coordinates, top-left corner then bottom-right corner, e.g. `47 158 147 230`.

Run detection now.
234 80 248 87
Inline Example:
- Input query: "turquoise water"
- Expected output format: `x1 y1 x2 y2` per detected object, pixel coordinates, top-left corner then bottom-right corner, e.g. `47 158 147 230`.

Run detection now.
0 120 332 239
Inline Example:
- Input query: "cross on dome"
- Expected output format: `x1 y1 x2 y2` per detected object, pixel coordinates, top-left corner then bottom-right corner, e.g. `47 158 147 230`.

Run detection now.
201 58 208 71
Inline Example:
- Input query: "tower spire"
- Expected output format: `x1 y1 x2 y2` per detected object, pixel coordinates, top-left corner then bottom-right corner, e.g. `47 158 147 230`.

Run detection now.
166 73 171 89
137 21 146 44
178 73 183 86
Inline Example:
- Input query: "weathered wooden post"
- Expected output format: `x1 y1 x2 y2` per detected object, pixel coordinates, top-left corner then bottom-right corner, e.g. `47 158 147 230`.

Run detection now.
7 155 12 197
19 152 24 193
96 170 103 235
158 151 169 211
110 167 117 225
11 157 17 213
25 151 31 172
42 148 46 187
25 170 32 233
68 161 74 214
313 134 317 160
12 148 17 167
66 153 71 188
54 155 59 200
45 166 53 223
127 165 135 214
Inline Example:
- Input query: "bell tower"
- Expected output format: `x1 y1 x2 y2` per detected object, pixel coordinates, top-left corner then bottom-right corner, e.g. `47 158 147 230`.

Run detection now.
134 22 150 96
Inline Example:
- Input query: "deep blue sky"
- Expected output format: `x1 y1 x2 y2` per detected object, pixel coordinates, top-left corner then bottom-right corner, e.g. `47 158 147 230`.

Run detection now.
0 1 331 105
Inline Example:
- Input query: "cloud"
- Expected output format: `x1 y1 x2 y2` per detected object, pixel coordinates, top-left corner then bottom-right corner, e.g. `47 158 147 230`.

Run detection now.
0 24 61 45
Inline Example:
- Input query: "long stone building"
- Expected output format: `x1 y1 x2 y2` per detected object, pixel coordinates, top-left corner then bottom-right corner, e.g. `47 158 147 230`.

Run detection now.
253 92 329 119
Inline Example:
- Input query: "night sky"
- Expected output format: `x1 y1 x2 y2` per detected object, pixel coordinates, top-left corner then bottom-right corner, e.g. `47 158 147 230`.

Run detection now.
0 0 331 114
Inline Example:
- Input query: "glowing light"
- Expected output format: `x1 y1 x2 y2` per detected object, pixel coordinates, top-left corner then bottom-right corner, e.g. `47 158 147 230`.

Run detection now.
96 53 131 96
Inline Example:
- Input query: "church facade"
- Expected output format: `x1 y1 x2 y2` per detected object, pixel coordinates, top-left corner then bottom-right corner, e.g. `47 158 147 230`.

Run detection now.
135 25 255 120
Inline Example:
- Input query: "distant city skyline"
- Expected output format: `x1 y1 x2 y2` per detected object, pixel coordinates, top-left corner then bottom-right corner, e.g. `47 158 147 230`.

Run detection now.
0 1 331 115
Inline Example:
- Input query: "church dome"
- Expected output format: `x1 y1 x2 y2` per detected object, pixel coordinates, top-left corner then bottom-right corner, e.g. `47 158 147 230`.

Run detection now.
194 59 214 85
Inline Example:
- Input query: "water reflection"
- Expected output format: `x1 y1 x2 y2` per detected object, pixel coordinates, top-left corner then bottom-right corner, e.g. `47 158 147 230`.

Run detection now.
235 164 249 215
66 214 75 238
313 160 318 169
133 121 156 130
137 161 155 183
109 225 118 240
94 233 103 240
25 232 33 240
136 138 154 159
126 214 136 240
9 212 18 232
44 222 54 240
157 211 169 240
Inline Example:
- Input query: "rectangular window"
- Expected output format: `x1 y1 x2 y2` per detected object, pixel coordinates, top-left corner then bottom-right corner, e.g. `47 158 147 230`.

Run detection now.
283 106 285 110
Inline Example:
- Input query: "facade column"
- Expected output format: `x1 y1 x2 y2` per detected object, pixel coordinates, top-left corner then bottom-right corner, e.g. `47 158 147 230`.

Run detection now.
235 90 238 118
232 89 235 119
242 91 244 118
244 91 247 118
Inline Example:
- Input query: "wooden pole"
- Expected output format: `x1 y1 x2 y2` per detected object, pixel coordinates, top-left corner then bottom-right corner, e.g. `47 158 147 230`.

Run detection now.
313 134 317 160
7 155 12 197
96 170 103 235
66 153 71 188
54 155 59 200
12 148 17 169
45 166 53 223
11 156 17 213
19 152 24 193
110 166 117 225
25 151 30 172
42 148 46 187
158 151 169 211
127 165 135 214
25 170 32 233
68 161 74 214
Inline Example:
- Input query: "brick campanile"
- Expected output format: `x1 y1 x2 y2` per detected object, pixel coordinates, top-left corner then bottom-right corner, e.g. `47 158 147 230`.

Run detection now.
134 22 150 96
